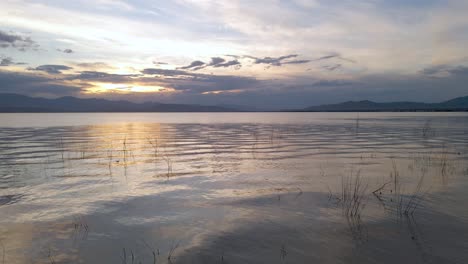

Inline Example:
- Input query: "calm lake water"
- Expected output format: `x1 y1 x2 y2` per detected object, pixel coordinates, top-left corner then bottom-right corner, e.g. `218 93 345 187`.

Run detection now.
1 112 468 264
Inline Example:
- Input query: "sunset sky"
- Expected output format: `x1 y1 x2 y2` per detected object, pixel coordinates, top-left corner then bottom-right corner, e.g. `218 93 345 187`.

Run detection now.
1 0 468 109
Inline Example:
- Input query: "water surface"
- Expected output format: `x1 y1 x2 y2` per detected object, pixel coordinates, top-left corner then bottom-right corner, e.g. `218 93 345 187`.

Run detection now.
1 113 468 263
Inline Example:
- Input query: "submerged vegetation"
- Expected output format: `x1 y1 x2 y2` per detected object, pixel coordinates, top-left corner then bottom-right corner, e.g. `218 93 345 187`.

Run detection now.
323 117 463 249
340 169 368 217
1 240 4 264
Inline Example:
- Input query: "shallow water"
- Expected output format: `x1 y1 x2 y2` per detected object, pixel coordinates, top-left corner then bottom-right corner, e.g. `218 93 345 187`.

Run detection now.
0 113 468 263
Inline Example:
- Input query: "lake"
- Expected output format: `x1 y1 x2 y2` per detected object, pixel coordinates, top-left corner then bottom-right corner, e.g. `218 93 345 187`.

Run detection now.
1 112 468 263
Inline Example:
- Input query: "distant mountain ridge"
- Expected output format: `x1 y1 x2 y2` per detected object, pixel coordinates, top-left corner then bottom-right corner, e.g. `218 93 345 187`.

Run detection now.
0 93 237 112
1 93 468 112
298 96 468 112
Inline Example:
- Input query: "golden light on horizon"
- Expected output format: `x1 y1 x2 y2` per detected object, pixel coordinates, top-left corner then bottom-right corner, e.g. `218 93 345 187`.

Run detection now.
85 82 175 94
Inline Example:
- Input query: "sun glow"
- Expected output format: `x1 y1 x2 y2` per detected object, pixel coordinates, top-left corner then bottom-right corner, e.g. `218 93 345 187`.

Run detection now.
85 82 174 94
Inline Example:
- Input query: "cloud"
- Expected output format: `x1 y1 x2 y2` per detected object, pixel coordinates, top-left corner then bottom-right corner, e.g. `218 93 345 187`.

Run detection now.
313 79 353 87
420 64 449 76
250 54 300 66
169 75 257 93
225 54 241 59
141 67 258 93
283 59 310 65
1 61 467 109
420 64 468 77
213 59 241 69
0 57 27 67
68 71 138 82
142 68 189 76
28 65 73 74
314 54 339 61
170 54 310 72
179 60 206 70
448 65 468 76
0 30 39 51
180 57 243 70
322 64 342 71
0 57 14 67
57 48 73 54
0 31 22 43
74 62 114 69
311 53 355 63
153 61 168 65
208 57 225 66
0 70 82 97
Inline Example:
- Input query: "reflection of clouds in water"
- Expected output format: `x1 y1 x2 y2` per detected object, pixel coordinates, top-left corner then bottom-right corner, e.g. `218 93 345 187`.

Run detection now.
0 113 468 263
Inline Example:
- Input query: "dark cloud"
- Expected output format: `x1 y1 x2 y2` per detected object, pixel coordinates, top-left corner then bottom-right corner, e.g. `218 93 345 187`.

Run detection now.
213 59 241 69
0 57 14 67
1 58 466 110
142 68 189 76
420 64 449 76
420 64 468 77
315 54 339 61
0 30 39 51
176 54 308 71
311 53 355 63
313 79 353 86
0 57 26 67
448 66 468 76
239 54 311 67
180 57 242 70
57 48 73 54
153 61 168 65
0 31 22 43
225 54 241 59
322 64 342 71
141 67 258 93
142 67 235 80
28 65 73 74
208 57 225 66
169 75 257 93
179 60 205 70
0 70 82 97
250 54 299 66
67 71 139 82
283 80 354 92
179 57 227 71
283 59 310 65
74 62 113 69
339 57 356 63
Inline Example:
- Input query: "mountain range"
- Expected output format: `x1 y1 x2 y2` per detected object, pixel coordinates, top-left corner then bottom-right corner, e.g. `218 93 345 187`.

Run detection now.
0 93 467 112
297 96 468 112
0 93 235 112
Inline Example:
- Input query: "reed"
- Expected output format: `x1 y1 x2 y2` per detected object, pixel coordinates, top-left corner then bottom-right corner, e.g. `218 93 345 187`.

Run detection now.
421 119 434 138
1 240 4 264
59 137 65 163
147 137 159 162
374 160 427 216
162 154 173 177
355 113 360 134
142 240 159 264
107 142 113 176
48 248 56 264
280 244 287 261
167 241 179 262
122 136 128 167
341 169 368 217
402 174 426 215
